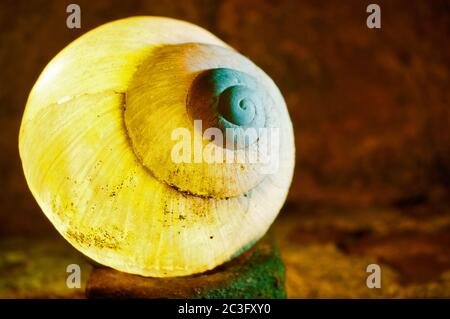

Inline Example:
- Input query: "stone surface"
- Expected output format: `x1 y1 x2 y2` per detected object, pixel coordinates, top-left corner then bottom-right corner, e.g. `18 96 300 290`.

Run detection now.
1 204 450 298
274 205 450 298
86 235 285 299
0 237 92 298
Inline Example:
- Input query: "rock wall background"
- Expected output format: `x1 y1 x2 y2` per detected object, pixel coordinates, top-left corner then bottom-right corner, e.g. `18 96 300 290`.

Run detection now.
1 0 449 235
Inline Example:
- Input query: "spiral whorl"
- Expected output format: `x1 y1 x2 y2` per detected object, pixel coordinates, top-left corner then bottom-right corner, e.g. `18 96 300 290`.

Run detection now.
218 85 257 126
187 68 266 148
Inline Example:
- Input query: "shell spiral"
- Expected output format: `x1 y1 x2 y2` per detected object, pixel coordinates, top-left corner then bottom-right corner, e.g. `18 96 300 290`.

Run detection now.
19 17 295 277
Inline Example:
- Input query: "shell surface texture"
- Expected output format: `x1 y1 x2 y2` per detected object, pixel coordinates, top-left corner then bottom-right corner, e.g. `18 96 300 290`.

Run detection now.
19 17 295 277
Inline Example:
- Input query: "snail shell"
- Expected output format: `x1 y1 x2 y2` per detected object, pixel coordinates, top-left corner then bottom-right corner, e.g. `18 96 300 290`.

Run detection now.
19 17 295 277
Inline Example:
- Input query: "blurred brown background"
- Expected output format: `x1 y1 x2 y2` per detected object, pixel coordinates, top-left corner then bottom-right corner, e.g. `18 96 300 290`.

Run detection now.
0 0 449 297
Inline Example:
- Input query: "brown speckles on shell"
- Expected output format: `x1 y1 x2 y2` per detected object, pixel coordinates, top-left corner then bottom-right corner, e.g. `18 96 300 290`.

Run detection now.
65 227 125 250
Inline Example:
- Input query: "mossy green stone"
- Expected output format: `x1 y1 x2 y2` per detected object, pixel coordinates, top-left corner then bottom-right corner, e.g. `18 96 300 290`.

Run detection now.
86 234 286 299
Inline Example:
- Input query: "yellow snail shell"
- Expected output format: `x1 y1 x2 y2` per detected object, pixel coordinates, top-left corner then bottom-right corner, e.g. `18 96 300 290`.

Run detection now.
19 17 295 277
